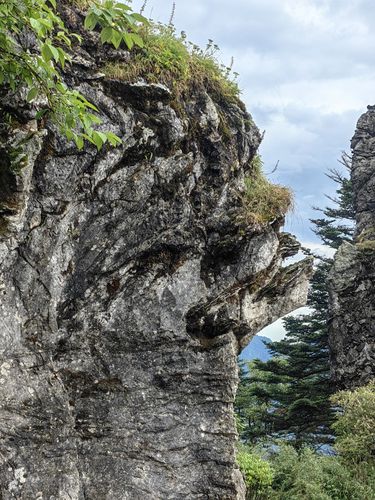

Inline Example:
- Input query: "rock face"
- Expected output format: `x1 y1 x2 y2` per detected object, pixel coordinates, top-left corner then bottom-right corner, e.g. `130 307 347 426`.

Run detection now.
329 105 375 389
0 10 311 500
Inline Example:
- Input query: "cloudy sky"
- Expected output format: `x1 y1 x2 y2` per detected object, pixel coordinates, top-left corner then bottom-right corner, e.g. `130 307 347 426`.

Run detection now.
133 0 374 338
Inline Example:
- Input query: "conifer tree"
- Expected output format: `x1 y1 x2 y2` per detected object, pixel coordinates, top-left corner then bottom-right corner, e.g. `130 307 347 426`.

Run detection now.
235 154 355 448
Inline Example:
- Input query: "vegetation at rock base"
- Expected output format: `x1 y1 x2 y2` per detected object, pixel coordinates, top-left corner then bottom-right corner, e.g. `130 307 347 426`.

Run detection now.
237 446 273 499
237 381 375 500
331 380 375 463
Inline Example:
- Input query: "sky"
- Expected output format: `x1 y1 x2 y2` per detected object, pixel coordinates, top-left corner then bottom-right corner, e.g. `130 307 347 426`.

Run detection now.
133 0 374 339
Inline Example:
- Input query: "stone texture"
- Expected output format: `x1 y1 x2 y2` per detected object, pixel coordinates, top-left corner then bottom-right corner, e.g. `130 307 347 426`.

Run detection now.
329 105 375 389
0 6 312 499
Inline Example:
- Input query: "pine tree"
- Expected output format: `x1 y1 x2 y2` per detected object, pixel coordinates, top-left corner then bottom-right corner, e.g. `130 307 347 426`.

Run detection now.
310 152 355 248
235 154 354 449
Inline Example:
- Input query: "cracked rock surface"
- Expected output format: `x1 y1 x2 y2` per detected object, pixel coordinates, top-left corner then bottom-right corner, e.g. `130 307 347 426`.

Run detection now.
329 105 375 389
0 7 312 499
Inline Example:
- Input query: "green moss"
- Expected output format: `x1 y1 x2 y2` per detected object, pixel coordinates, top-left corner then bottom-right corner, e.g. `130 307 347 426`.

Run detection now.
103 24 241 105
240 155 293 225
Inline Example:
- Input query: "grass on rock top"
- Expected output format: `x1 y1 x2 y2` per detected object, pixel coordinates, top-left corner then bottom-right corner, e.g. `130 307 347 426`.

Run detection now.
103 24 241 104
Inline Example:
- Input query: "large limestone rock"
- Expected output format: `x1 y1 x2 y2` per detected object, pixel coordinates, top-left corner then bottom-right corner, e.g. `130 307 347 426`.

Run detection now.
0 7 311 499
329 105 375 389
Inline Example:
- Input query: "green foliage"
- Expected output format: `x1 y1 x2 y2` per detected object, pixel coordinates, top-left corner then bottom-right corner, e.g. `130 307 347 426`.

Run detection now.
0 0 146 149
103 25 240 103
84 0 148 50
331 380 375 463
237 446 273 499
240 155 293 225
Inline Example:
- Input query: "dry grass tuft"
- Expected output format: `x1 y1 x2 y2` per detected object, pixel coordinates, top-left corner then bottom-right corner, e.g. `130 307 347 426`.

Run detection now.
241 156 293 225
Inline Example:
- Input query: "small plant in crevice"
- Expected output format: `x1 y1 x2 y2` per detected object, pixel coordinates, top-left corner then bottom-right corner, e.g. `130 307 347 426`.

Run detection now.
240 155 292 225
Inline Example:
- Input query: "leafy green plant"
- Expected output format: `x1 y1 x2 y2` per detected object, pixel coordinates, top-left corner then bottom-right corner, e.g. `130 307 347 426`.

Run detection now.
268 444 375 500
0 0 146 149
84 0 148 49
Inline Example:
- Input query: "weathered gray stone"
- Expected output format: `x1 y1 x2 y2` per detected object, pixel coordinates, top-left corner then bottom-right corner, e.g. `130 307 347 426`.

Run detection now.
329 105 375 389
0 6 312 498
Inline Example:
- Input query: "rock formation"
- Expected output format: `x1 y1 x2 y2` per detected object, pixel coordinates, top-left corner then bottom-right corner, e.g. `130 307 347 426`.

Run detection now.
0 5 312 498
329 105 375 389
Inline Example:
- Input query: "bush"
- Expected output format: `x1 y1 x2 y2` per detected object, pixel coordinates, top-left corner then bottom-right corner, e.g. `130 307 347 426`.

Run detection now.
237 447 273 499
268 444 375 500
331 380 375 463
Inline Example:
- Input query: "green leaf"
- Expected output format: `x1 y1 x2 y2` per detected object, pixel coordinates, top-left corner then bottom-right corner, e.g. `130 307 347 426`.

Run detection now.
57 47 67 68
92 131 104 150
115 3 132 10
122 32 133 50
48 43 60 62
84 12 98 31
65 129 74 141
111 30 122 49
96 131 108 144
27 87 38 102
35 109 48 120
41 42 54 62
87 113 102 124
131 33 144 48
74 135 84 150
39 18 53 31
100 26 113 44
30 18 42 35
106 132 122 146
131 13 149 23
